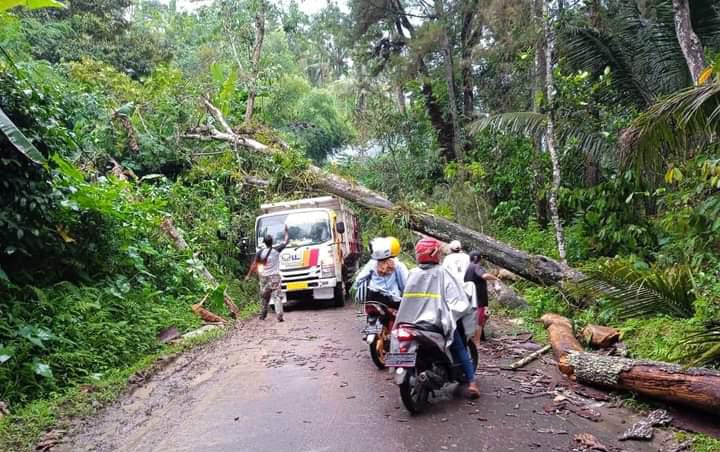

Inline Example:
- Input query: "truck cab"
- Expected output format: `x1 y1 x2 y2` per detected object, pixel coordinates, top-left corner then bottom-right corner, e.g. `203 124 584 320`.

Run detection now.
254 196 361 306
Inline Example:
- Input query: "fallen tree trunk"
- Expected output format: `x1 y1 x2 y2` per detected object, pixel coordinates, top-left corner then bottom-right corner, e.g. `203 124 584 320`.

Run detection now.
183 99 585 287
541 313 584 375
567 352 720 414
160 217 241 319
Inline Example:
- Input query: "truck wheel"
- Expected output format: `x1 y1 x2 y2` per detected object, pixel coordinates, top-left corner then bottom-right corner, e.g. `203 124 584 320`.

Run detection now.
332 284 345 307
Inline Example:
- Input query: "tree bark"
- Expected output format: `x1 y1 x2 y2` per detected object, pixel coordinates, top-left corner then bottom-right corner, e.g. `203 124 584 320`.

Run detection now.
532 0 549 227
434 0 463 162
541 313 584 375
461 0 480 122
582 324 620 349
567 352 720 413
672 0 706 83
421 81 456 162
543 0 567 263
396 83 406 115
183 99 586 287
245 1 266 125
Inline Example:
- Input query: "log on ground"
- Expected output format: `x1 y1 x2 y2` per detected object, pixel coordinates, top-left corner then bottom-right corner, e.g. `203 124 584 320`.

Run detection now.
567 352 720 414
582 324 620 348
541 313 584 375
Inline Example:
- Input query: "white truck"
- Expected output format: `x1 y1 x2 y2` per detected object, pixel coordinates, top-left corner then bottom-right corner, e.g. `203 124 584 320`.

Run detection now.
254 196 362 306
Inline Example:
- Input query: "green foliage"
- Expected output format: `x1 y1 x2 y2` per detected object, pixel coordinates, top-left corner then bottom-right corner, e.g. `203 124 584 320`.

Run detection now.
675 431 720 452
619 316 697 362
493 221 559 259
0 0 64 12
655 156 720 270
262 75 353 162
573 257 695 320
563 171 657 257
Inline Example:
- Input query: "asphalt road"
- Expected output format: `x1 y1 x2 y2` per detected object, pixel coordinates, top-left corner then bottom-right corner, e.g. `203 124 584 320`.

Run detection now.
62 302 677 452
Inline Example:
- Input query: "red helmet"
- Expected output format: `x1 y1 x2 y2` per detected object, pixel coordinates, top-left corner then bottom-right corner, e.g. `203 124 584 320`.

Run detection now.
415 237 442 264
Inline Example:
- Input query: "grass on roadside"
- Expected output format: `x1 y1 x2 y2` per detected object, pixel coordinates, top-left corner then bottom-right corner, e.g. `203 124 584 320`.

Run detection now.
0 326 228 452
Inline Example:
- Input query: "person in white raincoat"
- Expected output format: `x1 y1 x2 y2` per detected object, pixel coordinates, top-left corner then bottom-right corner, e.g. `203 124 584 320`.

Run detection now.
394 237 480 399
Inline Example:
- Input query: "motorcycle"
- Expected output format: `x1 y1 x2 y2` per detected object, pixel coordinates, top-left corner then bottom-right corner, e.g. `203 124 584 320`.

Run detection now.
359 287 401 370
386 281 479 413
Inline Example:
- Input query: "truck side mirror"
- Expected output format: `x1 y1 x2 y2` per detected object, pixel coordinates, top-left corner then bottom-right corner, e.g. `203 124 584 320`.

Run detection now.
336 221 345 234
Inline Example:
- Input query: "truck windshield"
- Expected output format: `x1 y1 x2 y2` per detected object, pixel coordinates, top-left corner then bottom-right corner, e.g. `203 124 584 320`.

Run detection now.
257 211 332 248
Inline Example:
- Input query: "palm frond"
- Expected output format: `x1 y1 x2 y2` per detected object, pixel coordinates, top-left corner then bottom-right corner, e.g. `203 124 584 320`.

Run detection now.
556 126 613 162
562 25 653 107
621 81 720 171
679 324 720 366
571 258 695 320
469 112 547 140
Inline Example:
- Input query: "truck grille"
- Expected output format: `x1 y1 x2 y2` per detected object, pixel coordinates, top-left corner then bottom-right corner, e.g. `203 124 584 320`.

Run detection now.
281 267 321 282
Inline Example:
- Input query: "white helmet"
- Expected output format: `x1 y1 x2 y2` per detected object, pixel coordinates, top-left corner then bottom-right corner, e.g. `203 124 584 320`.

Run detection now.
370 237 401 261
449 240 462 252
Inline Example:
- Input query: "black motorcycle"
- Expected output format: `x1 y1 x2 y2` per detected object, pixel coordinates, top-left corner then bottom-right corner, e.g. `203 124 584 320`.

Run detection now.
387 321 478 413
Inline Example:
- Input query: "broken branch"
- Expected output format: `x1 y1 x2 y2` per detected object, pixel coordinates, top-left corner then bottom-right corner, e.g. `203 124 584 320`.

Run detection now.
510 344 551 369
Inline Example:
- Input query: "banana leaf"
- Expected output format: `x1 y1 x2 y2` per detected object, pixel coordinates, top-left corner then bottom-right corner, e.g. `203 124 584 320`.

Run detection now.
0 106 47 165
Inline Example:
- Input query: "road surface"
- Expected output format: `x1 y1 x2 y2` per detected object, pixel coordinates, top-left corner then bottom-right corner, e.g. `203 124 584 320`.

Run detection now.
62 303 678 452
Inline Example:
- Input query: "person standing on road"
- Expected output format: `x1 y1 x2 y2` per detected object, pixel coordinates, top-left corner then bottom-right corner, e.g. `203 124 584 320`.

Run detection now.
442 240 470 283
465 251 500 343
246 225 289 322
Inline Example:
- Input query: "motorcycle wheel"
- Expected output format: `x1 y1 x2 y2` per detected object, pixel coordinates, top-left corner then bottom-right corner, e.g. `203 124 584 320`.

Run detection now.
399 368 428 414
369 326 389 369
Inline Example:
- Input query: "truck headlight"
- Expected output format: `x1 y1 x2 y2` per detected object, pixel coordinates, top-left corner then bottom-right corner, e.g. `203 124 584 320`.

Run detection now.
321 257 335 277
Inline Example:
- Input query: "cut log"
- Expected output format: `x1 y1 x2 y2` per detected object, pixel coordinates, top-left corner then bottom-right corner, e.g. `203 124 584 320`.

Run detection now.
182 100 586 287
510 344 551 369
160 217 241 319
567 352 720 414
192 303 227 324
541 313 584 375
582 324 620 349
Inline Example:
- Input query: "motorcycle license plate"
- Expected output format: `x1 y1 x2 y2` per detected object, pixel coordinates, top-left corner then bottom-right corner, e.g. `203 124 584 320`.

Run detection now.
385 352 416 368
364 324 382 335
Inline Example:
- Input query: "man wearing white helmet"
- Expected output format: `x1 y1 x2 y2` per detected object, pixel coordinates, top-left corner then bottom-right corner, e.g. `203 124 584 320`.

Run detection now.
442 239 470 284
354 237 409 306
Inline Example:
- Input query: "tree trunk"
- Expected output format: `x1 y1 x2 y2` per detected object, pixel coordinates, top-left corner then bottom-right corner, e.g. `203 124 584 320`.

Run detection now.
396 83 406 115
421 81 456 162
183 99 586 287
244 1 266 125
582 324 620 348
672 0 706 83
541 313 584 375
532 0 549 227
461 0 480 122
567 352 720 413
435 0 463 162
543 0 567 263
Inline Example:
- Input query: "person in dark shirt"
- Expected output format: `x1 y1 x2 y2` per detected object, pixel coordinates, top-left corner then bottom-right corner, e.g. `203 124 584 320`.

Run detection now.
464 251 500 343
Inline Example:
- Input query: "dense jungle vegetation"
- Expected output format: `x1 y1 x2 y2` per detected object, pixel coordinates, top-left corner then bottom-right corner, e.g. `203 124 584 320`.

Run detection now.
1 0 720 448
